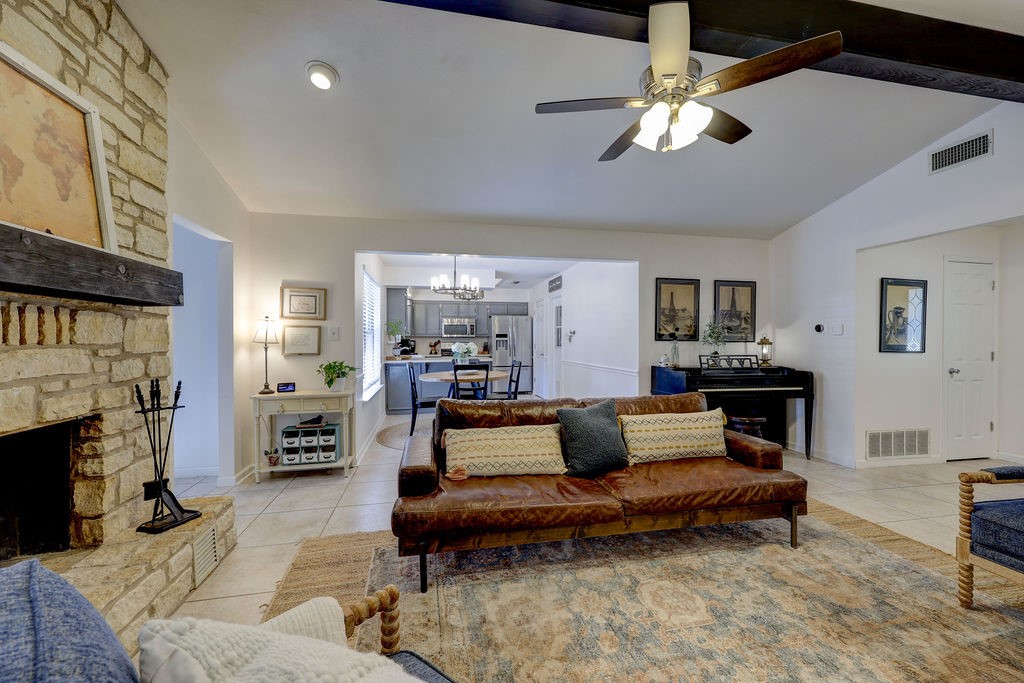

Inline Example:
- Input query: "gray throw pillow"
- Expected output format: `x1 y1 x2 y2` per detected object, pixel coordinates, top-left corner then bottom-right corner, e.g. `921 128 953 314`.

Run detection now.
557 399 629 477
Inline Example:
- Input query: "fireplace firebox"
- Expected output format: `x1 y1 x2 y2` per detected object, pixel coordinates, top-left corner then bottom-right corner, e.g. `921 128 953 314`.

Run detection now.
0 421 74 561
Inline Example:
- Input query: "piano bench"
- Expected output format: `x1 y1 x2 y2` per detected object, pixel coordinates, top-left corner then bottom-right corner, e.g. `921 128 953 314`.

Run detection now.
726 415 767 439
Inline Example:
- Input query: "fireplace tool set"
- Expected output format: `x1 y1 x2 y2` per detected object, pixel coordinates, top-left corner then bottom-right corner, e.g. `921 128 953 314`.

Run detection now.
135 379 201 533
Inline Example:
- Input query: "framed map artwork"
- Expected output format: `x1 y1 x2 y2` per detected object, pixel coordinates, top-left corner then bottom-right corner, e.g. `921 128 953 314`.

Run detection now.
0 41 117 252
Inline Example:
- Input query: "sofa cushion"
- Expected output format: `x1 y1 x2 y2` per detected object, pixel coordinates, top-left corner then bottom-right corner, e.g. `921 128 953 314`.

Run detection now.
391 475 625 536
597 458 807 516
557 399 629 478
444 424 567 477
0 559 138 683
620 408 727 465
971 499 1024 572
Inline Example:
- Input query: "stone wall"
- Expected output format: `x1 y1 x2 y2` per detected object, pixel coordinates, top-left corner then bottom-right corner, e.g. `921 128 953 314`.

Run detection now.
0 0 171 543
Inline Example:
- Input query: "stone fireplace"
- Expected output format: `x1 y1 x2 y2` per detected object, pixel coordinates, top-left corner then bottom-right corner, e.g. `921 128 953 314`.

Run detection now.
0 1 235 654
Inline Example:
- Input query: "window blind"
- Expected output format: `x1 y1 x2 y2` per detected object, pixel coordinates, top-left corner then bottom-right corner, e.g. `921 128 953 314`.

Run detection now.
362 271 381 392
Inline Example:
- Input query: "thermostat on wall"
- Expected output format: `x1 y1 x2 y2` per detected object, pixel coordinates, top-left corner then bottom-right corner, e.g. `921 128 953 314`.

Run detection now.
277 382 296 393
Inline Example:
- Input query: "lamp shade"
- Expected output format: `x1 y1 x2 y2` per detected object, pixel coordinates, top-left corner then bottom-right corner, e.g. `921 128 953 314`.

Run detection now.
253 317 279 345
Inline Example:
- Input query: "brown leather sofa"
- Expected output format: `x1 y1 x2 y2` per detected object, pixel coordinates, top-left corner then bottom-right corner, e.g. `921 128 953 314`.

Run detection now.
391 392 808 592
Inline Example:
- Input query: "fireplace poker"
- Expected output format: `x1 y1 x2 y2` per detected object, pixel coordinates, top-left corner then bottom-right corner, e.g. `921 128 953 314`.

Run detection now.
134 383 157 477
159 381 182 480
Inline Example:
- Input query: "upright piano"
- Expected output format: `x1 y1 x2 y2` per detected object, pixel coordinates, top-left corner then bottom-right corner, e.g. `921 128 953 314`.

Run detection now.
651 360 814 457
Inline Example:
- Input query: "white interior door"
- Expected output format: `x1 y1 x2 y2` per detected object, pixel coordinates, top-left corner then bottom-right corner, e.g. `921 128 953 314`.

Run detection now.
550 295 563 398
532 298 547 398
943 260 995 460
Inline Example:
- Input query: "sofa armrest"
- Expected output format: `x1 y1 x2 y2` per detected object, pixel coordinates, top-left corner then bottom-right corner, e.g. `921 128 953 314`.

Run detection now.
724 429 783 470
398 434 438 497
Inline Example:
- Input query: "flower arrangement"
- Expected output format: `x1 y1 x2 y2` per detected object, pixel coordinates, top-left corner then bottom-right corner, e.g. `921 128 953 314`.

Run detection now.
316 360 358 389
701 319 726 352
450 341 478 361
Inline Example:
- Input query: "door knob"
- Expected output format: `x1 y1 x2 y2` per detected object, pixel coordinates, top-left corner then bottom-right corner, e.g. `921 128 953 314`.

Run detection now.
948 367 961 376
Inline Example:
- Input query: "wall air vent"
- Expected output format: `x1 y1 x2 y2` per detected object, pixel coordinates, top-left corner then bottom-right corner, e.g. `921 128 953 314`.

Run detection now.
929 130 993 174
192 526 219 586
866 429 930 459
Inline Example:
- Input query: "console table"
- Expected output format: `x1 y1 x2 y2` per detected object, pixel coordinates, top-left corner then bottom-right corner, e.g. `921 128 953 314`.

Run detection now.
251 389 356 482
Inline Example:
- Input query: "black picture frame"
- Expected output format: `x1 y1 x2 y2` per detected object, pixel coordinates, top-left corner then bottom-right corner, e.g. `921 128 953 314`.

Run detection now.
713 280 756 342
880 278 927 352
655 278 699 341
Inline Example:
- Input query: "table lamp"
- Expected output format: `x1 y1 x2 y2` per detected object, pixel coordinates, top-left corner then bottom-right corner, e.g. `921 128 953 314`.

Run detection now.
253 316 279 394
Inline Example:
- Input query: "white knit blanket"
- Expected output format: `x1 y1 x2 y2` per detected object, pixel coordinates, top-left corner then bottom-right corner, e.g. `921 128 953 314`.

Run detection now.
139 617 420 683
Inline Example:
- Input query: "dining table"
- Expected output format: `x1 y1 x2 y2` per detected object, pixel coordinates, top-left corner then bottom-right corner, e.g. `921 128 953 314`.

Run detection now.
419 369 510 398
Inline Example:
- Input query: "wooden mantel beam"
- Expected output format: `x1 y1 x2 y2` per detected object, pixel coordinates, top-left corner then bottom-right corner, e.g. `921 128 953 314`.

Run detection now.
382 0 1024 103
0 222 184 307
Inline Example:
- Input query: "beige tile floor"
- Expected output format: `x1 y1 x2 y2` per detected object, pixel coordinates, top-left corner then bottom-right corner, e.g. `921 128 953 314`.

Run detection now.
172 414 1022 624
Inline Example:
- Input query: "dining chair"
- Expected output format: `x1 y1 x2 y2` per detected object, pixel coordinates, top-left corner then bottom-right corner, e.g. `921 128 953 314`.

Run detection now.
488 359 523 400
408 363 438 435
451 363 489 400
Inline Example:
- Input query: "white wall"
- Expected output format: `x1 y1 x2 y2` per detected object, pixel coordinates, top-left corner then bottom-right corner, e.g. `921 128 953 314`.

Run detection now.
167 113 253 485
854 226 1001 463
171 224 230 477
529 261 639 397
771 101 1024 467
998 220 1024 459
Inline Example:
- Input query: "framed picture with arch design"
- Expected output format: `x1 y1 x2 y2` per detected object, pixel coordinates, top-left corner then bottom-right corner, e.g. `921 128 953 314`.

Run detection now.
880 277 927 352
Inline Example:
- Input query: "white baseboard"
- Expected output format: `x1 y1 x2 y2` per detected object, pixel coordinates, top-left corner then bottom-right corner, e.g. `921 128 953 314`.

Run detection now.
355 412 388 466
996 451 1024 464
174 465 219 479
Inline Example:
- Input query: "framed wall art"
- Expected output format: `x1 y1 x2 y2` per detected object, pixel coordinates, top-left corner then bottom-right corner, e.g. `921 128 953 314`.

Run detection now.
879 278 927 353
280 286 327 320
713 280 756 342
282 325 321 356
0 41 117 252
655 278 699 341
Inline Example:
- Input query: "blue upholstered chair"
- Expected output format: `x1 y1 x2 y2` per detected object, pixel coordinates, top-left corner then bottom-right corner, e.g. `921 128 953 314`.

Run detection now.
956 466 1024 608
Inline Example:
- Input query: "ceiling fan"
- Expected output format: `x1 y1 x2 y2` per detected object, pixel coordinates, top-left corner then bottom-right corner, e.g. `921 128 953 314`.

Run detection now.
535 2 842 162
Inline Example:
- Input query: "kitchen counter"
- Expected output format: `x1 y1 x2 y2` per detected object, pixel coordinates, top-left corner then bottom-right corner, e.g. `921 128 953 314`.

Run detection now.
384 355 491 364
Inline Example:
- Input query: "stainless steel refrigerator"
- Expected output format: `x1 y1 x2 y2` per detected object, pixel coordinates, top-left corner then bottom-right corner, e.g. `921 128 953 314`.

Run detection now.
490 315 532 395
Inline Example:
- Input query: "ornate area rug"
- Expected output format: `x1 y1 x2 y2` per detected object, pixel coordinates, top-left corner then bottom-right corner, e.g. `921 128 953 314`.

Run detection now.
376 422 430 450
355 504 1024 682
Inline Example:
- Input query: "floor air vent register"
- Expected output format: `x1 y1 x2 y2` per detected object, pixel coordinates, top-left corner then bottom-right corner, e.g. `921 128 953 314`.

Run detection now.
866 429 930 459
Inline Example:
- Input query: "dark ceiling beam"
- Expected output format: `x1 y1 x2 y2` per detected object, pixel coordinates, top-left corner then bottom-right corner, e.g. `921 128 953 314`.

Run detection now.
381 0 1024 102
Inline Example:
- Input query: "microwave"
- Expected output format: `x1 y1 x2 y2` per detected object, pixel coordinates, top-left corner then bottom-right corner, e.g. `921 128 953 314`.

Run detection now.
441 318 476 338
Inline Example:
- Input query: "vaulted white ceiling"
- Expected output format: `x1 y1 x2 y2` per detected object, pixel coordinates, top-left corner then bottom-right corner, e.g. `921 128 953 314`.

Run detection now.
121 0 1014 239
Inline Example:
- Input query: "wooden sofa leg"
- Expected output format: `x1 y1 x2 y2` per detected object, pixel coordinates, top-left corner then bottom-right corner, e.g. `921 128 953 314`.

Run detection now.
790 505 799 548
419 552 427 593
958 561 975 609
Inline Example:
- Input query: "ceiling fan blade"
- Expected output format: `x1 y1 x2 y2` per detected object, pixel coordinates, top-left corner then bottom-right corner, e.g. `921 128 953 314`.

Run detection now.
701 106 752 144
598 118 643 162
693 31 843 97
535 97 645 114
649 2 690 89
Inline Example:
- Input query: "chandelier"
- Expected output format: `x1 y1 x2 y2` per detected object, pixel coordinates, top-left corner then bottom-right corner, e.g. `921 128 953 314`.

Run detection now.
430 255 484 301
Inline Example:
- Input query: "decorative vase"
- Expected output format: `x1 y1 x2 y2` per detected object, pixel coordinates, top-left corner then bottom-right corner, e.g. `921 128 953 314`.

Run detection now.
669 341 680 367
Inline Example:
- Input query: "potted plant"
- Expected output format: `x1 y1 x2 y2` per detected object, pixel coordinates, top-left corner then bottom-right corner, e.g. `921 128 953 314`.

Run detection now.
450 341 478 362
701 319 726 355
385 319 405 353
317 360 358 391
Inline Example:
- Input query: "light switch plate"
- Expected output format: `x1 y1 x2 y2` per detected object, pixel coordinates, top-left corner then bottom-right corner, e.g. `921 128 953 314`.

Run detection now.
327 326 340 341
831 323 844 335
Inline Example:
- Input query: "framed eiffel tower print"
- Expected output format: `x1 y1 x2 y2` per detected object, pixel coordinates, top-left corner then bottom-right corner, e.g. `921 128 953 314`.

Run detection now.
714 280 756 342
655 278 699 341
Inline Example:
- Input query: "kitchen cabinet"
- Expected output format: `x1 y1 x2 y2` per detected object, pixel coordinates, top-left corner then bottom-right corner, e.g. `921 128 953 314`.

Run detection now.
386 288 409 333
439 303 477 318
507 302 529 315
410 302 442 336
385 364 413 412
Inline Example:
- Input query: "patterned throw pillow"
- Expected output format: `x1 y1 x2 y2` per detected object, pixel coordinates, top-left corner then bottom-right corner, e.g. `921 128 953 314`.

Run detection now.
444 424 567 477
620 408 727 465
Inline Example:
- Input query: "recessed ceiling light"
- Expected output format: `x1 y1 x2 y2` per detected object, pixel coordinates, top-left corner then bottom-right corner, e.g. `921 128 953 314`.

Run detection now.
305 60 338 90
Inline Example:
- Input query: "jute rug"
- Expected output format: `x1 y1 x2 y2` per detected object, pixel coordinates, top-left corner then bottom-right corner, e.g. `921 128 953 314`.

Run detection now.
268 502 1024 682
375 422 430 450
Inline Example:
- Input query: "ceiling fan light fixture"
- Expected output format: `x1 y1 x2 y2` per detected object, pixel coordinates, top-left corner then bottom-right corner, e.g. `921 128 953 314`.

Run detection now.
678 100 713 135
306 60 339 90
633 101 671 150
